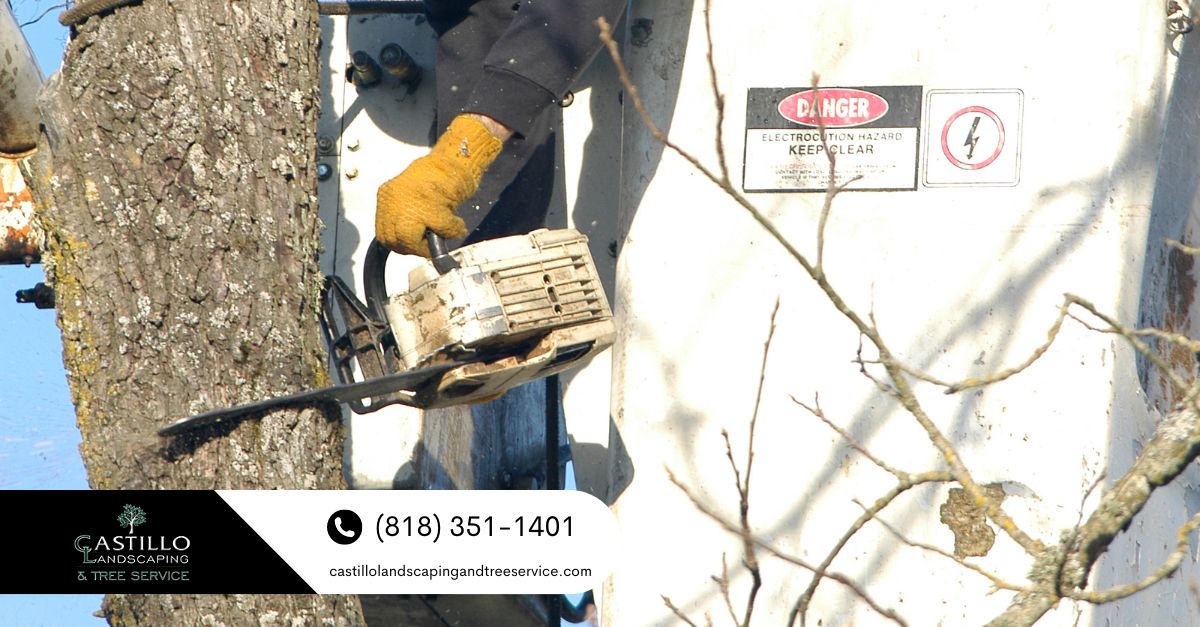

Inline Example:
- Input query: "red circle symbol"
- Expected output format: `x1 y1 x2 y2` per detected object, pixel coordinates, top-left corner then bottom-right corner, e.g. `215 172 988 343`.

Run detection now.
940 106 1005 170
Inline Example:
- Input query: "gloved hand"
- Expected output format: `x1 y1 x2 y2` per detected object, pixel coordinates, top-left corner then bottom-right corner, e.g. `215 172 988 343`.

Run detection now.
376 115 504 256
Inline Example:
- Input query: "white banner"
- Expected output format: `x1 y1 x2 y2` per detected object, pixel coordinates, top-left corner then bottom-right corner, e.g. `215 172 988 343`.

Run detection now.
217 489 619 594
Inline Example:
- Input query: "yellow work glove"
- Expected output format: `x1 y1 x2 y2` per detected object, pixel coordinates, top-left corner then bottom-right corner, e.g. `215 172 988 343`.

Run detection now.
375 115 503 256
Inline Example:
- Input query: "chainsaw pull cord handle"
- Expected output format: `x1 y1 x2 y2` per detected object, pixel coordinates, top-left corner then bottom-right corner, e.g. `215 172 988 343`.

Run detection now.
362 231 461 322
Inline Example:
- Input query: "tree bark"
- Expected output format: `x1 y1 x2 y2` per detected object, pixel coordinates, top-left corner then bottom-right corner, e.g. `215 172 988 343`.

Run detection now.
23 0 363 623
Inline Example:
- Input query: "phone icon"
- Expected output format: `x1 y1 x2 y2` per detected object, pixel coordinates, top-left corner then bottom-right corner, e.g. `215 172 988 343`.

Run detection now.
327 509 362 545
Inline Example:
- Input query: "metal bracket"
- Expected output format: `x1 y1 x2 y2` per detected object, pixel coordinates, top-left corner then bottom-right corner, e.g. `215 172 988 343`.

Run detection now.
15 282 54 309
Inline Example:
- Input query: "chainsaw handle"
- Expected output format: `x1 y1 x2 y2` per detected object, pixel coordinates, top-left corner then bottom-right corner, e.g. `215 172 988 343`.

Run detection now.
425 231 461 274
362 231 460 321
363 239 392 323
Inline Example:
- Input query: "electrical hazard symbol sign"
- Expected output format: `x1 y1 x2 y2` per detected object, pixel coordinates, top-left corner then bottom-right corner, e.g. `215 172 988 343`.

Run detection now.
923 89 1023 187
743 86 922 192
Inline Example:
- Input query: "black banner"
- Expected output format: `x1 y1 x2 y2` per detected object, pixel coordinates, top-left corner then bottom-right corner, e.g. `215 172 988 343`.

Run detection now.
0 491 311 593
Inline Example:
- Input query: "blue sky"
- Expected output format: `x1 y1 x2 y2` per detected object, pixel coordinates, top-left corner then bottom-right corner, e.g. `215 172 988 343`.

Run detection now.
2 1 103 623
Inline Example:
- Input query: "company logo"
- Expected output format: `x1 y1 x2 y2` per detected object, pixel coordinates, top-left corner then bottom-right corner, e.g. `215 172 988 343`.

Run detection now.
777 88 888 128
327 510 362 545
117 504 147 534
73 504 192 583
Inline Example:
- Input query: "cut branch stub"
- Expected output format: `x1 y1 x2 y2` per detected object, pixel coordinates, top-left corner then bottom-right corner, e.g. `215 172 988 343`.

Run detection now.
940 484 1006 558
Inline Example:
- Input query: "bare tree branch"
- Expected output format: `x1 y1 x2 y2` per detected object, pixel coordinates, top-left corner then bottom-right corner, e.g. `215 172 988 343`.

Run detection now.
987 397 1200 624
599 16 1044 559
17 1 67 28
1066 511 1200 602
593 13 1200 626
1064 296 1194 401
791 471 954 626
942 298 1073 394
792 393 906 480
663 596 703 627
810 78 864 272
716 555 739 627
664 468 909 627
1166 238 1200 256
701 0 729 183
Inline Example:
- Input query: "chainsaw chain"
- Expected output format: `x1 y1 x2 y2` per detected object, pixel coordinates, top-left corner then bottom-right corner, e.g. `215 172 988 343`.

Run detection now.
59 0 142 27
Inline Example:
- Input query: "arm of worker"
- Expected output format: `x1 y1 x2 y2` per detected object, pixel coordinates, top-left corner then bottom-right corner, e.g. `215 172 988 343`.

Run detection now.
464 0 630 137
375 0 627 256
375 113 513 256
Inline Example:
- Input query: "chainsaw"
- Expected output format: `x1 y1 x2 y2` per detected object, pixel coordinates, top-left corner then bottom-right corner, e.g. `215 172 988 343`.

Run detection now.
158 229 615 436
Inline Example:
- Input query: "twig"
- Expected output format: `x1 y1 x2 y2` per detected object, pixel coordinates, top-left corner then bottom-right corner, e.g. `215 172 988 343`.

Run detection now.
701 0 729 183
662 596 702 627
1166 238 1200 256
942 297 1072 394
895 289 1199 398
731 298 779 627
745 297 780 510
791 471 953 626
791 393 906 479
664 297 777 627
813 77 863 271
1127 327 1200 353
716 555 739 627
18 2 68 27
665 468 909 627
1053 470 1110 598
1065 294 1196 404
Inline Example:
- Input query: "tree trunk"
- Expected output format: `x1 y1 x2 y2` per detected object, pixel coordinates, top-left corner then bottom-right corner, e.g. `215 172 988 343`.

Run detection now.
23 0 363 623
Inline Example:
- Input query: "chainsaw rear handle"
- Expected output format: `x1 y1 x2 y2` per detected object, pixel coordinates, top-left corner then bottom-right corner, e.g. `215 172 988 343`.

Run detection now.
363 231 461 322
425 231 460 274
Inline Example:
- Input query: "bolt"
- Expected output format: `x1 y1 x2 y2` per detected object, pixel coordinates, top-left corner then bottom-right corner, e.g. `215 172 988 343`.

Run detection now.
349 51 382 89
317 136 334 154
345 168 359 180
379 43 421 85
347 139 361 152
317 163 333 181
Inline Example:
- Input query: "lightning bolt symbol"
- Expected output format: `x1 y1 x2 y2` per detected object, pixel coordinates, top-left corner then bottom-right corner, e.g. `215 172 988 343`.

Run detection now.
963 116 981 160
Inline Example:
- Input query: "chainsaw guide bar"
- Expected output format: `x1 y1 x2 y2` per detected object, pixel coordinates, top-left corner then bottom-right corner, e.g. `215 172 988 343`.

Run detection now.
157 361 467 437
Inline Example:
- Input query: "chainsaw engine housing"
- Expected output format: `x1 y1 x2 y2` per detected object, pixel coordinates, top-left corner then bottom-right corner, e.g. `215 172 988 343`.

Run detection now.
384 228 614 407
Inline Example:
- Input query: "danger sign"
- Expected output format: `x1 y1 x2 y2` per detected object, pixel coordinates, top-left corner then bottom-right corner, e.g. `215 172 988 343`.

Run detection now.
777 88 889 128
743 86 922 192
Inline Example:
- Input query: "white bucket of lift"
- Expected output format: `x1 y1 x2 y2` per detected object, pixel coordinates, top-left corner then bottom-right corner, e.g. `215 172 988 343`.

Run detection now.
606 1 1198 625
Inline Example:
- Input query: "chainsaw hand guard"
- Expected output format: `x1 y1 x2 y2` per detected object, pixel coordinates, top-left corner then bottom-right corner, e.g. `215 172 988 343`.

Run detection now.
322 268 419 414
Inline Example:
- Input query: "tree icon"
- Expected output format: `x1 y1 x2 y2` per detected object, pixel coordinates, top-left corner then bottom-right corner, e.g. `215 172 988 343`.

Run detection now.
117 504 147 534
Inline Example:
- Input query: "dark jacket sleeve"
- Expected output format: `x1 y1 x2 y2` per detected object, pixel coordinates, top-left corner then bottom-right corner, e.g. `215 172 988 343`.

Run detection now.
462 0 628 137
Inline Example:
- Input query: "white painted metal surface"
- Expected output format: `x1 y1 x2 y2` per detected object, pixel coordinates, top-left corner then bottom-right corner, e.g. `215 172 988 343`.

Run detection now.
318 13 435 488
605 1 1195 625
